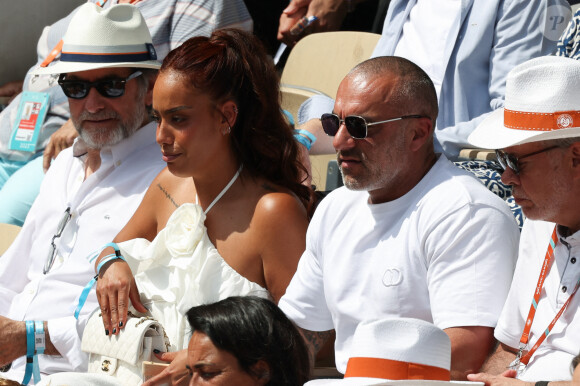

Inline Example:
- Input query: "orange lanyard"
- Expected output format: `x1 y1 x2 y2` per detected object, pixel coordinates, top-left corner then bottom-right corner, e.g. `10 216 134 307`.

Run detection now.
511 226 580 371
40 0 139 67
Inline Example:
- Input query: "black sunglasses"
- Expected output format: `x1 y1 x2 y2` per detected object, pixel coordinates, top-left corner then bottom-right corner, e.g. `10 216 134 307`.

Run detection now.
58 70 142 99
320 113 430 139
495 145 560 175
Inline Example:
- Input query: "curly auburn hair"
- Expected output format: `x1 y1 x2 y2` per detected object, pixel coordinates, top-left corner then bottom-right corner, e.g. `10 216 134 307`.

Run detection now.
160 28 312 213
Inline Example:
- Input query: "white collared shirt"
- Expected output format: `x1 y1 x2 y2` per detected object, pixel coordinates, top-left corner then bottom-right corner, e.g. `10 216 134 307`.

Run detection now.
495 220 580 381
0 122 165 381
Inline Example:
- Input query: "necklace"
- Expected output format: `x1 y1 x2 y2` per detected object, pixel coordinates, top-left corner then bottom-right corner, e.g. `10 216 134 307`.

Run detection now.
196 165 243 215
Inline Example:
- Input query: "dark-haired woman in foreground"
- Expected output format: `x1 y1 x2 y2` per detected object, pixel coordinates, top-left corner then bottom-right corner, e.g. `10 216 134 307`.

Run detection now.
89 28 312 385
186 296 310 385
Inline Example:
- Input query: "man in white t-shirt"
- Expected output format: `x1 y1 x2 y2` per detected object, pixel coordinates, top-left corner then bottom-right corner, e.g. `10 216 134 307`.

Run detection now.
278 56 520 380
467 56 580 384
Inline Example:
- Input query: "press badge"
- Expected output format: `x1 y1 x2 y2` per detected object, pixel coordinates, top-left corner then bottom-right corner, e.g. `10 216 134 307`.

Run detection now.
9 91 50 152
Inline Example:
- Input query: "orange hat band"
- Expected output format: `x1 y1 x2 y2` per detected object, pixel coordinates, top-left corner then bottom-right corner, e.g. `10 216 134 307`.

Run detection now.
344 357 450 381
504 109 580 132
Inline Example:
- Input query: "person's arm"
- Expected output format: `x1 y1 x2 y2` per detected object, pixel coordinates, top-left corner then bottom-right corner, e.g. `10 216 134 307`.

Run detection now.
0 317 59 366
480 342 517 374
293 94 337 185
95 169 170 336
469 372 576 386
298 327 335 367
425 201 519 379
255 191 309 303
444 326 496 380
278 0 355 45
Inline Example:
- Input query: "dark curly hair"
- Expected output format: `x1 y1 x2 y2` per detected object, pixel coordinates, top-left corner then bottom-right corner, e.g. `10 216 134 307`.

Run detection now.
187 296 311 385
160 28 312 213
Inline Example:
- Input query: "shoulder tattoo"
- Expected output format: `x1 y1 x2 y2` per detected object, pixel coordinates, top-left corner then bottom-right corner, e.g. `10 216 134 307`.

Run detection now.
157 183 179 208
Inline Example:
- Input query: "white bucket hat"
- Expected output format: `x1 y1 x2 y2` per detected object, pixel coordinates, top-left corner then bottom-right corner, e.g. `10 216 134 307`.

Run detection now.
306 318 483 386
468 55 580 150
32 3 160 75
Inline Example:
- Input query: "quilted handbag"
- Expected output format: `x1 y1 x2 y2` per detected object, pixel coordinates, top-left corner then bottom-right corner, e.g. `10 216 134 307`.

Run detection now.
81 310 170 386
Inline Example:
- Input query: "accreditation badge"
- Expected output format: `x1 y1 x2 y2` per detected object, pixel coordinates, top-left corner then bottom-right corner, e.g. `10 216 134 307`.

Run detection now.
9 91 50 152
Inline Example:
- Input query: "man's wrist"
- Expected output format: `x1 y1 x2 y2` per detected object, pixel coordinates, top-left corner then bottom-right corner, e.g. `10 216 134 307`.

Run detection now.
294 129 317 151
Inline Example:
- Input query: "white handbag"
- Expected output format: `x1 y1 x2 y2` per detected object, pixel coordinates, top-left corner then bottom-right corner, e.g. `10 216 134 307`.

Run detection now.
81 310 170 386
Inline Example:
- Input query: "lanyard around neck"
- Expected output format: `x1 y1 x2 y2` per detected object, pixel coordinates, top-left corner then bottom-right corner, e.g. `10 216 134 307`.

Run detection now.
516 226 580 366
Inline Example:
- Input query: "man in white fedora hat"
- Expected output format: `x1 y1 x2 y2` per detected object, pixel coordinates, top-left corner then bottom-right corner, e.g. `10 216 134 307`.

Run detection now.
0 0 252 228
0 3 166 384
307 318 483 386
279 56 519 380
466 55 580 384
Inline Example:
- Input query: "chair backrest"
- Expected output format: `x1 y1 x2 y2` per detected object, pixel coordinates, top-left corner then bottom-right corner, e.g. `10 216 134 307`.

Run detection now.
280 31 381 99
0 223 21 256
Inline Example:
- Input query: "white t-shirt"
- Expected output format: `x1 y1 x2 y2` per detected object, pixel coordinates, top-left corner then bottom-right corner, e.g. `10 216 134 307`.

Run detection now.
394 0 462 99
279 155 520 373
495 220 580 381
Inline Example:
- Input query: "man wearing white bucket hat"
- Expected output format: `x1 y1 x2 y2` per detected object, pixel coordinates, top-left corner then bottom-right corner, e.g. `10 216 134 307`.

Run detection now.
0 3 166 384
307 318 484 386
466 55 580 384
279 56 519 380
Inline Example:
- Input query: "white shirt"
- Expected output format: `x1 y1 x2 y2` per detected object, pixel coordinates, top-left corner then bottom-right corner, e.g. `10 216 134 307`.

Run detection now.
0 122 165 382
495 220 580 381
279 155 520 373
394 0 462 99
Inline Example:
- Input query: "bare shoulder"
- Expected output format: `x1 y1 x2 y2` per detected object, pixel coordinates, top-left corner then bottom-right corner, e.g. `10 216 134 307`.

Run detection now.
256 181 307 220
248 181 309 252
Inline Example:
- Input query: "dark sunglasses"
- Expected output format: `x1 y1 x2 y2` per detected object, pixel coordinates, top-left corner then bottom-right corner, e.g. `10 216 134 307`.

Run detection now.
320 113 430 139
495 145 560 175
58 70 142 99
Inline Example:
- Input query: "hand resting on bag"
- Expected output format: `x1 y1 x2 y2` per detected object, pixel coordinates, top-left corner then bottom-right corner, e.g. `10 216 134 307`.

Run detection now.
96 253 148 336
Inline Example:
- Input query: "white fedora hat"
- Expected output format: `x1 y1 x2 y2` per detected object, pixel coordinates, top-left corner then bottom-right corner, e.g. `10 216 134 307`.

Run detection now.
32 3 160 75
468 55 580 150
306 318 483 386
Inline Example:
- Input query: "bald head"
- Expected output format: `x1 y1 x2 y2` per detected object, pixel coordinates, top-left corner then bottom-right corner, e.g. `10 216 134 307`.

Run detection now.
347 56 438 126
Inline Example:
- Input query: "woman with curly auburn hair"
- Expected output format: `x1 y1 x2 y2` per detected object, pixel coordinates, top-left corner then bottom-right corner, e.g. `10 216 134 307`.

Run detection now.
89 28 313 384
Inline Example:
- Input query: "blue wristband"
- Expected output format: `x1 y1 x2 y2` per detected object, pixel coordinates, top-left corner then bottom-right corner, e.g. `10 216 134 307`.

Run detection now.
104 242 121 255
96 253 125 274
75 249 126 319
22 321 35 385
294 129 317 151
